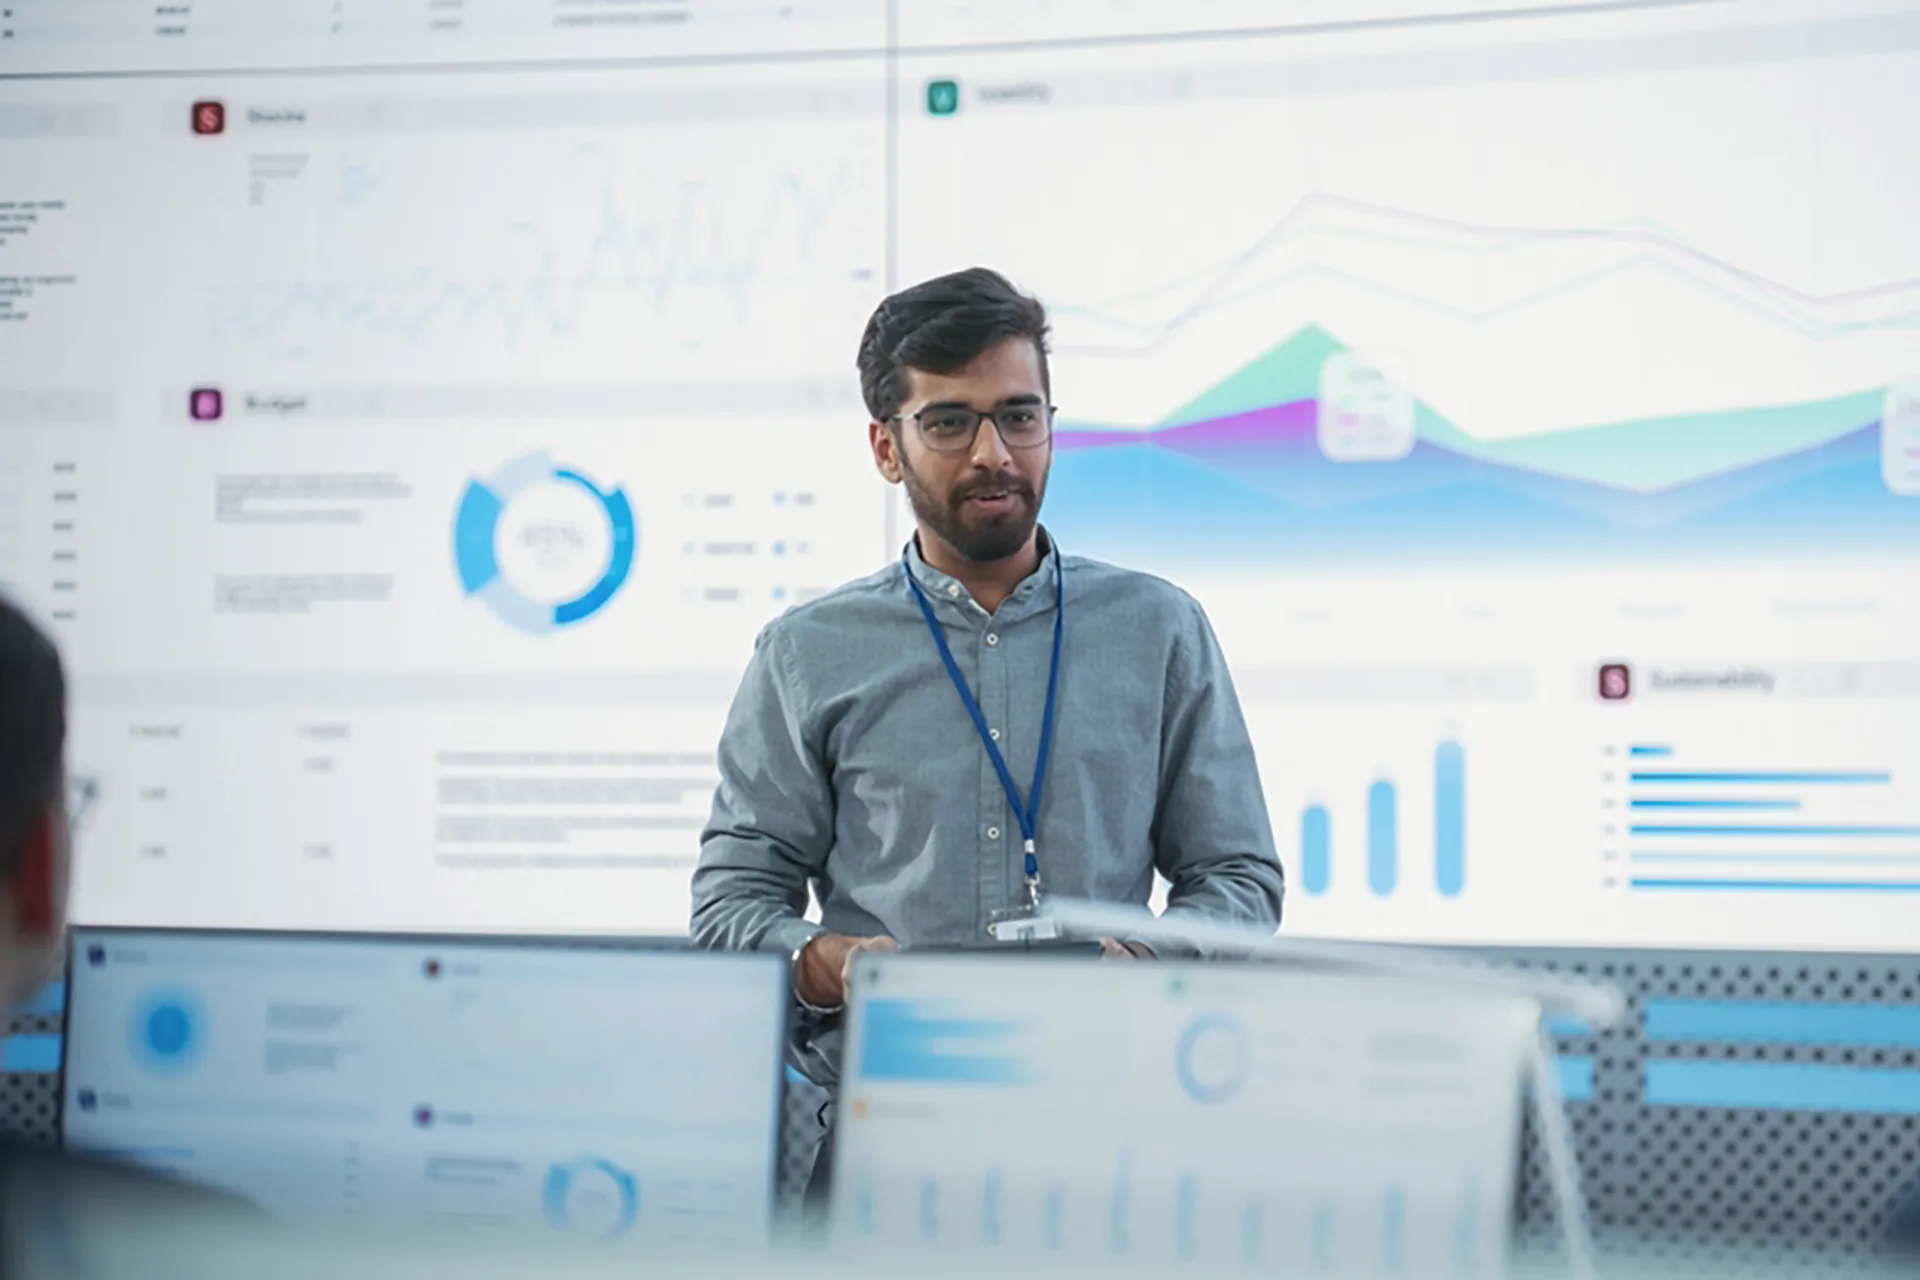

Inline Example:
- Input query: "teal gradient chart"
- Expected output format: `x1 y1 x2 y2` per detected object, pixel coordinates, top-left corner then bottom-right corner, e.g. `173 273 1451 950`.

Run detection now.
1045 326 1916 573
454 451 636 635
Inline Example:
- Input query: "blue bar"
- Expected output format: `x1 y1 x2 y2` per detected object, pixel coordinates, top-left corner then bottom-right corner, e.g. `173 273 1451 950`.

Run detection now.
1368 780 1398 896
1631 825 1920 837
1645 1060 1920 1114
1383 1186 1405 1276
1555 1056 1595 1102
0 1034 60 1073
1243 1201 1263 1268
981 1170 1002 1245
1629 745 1674 758
11 981 63 1017
1646 1000 1920 1048
919 1179 939 1241
1435 741 1465 898
1633 878 1920 893
1302 804 1331 896
1454 1175 1479 1280
1176 1174 1197 1260
1633 852 1920 865
1312 1205 1334 1273
858 1000 1026 1084
1629 799 1800 811
1043 1185 1064 1251
1545 1017 1590 1038
1631 771 1890 784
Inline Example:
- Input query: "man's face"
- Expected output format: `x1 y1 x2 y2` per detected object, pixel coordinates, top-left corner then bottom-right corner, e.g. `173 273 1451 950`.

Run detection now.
872 337 1051 564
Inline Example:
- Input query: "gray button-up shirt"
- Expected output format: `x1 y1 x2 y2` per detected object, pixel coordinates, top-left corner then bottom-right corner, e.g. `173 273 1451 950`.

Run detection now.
691 533 1283 976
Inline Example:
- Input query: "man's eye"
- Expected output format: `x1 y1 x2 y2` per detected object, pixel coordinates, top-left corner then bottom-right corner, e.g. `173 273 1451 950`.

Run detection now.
925 414 974 433
1001 408 1040 428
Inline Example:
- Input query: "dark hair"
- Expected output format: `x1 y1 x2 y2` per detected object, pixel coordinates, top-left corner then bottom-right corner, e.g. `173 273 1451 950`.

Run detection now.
857 267 1051 422
0 593 64 870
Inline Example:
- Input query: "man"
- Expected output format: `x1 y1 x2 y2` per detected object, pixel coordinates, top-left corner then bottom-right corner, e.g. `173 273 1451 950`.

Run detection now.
0 594 259 1271
692 267 1282 1045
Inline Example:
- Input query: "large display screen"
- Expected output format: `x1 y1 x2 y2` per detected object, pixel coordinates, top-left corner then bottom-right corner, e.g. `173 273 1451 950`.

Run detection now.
5 0 1918 949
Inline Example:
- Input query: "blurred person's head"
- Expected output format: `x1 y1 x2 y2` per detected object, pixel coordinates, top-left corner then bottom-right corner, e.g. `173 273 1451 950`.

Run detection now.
0 594 68 1004
860 268 1054 567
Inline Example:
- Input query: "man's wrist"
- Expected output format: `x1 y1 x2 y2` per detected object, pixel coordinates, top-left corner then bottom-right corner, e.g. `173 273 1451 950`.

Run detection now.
791 933 847 1014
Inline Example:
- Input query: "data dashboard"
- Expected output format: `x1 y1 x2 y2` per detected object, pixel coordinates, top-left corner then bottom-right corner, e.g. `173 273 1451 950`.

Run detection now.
5 0 1919 950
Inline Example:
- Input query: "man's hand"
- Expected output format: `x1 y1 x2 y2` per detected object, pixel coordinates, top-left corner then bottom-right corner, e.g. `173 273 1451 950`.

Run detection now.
796 932 897 1009
1100 938 1156 959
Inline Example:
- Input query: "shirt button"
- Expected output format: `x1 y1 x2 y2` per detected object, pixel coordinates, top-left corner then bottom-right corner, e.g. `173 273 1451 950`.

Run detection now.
947 584 961 598
989 728 1000 741
986 633 999 646
987 826 1000 840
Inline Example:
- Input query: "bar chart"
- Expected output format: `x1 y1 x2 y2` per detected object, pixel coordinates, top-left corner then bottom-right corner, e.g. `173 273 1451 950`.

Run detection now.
851 1158 1491 1277
1300 739 1468 902
1608 741 1920 897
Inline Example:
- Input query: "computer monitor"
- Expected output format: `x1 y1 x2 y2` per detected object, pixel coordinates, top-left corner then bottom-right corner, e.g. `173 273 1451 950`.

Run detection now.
61 928 788 1248
831 954 1538 1276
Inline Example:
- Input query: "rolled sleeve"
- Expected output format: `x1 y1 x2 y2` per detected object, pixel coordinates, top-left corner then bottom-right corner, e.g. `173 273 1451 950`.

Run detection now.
1148 598 1285 951
690 622 834 955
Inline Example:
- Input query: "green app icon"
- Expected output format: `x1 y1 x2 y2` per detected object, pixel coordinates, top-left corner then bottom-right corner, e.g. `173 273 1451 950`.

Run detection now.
926 79 960 116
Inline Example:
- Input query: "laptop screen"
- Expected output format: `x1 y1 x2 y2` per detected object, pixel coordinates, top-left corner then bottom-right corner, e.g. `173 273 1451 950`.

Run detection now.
831 954 1536 1274
61 928 787 1248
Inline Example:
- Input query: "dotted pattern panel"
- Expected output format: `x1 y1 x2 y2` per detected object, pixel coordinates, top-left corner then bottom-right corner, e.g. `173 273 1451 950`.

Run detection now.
1495 948 1920 1264
1 1006 60 1149
10 947 1920 1253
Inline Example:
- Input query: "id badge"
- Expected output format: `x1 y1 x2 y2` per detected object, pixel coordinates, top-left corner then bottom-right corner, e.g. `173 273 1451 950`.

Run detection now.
985 903 1060 943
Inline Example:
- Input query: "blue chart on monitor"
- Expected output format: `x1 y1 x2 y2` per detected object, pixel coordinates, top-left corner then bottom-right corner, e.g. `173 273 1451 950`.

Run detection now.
1174 1013 1248 1105
454 452 636 635
543 1157 640 1240
128 986 207 1076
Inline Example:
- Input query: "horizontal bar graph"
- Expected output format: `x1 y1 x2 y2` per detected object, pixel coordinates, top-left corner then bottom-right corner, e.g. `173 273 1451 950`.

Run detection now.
1645 1060 1920 1114
1633 878 1920 893
1621 742 1914 897
1630 771 1890 785
1629 799 1800 811
1645 1000 1920 1048
1632 825 1920 837
1300 740 1466 901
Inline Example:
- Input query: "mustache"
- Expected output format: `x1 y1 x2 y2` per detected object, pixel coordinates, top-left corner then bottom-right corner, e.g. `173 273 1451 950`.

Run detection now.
951 474 1035 504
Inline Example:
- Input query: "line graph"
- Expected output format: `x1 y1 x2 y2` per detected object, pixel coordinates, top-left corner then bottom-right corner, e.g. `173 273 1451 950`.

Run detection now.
194 136 884 380
1050 194 1920 358
209 168 868 351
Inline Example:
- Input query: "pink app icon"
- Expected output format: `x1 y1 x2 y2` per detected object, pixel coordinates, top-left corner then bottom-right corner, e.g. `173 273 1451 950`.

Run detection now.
189 388 223 421
1597 663 1632 702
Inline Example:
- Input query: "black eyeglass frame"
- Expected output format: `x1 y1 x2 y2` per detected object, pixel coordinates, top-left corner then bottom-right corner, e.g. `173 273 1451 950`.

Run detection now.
888 402 1057 453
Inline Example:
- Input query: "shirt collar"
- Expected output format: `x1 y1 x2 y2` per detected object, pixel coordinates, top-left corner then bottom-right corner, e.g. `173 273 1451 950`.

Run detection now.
904 527 1060 621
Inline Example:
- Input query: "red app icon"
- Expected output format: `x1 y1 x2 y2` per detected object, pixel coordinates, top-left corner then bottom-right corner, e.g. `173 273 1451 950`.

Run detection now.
191 101 225 135
1597 662 1632 702
189 388 223 421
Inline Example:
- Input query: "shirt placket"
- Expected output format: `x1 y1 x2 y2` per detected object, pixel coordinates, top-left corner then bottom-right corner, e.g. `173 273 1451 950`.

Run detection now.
973 600 1014 933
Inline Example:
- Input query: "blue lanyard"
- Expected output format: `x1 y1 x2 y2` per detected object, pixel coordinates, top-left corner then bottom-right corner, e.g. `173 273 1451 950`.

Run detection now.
903 544 1064 906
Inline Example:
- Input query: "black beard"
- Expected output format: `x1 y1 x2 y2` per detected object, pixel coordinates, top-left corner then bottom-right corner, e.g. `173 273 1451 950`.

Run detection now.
901 460 1043 565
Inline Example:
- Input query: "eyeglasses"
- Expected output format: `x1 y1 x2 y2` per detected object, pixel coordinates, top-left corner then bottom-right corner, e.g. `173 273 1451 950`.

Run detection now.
893 402 1055 453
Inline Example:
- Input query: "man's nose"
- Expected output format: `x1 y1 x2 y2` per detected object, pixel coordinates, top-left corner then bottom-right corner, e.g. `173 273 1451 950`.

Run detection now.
970 416 1016 469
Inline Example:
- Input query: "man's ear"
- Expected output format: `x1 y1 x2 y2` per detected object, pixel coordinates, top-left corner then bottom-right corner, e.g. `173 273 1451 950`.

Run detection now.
13 811 57 938
869 419 905 485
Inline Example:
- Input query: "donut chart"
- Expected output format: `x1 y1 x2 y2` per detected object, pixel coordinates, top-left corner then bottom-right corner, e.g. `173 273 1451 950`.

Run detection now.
454 452 636 634
543 1156 640 1238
